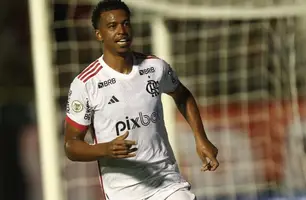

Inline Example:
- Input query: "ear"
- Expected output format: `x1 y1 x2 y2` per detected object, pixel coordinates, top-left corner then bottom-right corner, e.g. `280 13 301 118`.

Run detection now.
95 30 103 42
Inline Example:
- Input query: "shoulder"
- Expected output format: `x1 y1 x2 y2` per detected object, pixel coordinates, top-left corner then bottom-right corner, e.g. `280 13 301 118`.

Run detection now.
76 59 103 83
133 51 168 70
133 52 159 60
70 59 102 91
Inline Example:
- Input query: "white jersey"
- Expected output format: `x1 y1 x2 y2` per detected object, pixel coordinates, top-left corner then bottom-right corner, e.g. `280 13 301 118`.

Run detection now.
66 52 190 200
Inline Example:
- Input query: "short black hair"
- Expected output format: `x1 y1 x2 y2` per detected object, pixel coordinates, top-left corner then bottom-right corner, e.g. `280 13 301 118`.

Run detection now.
91 0 131 29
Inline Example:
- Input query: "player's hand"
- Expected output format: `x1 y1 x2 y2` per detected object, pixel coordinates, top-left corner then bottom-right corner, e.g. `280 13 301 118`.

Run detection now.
105 131 137 158
196 139 219 171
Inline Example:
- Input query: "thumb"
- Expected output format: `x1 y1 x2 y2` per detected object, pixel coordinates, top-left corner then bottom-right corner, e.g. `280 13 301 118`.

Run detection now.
116 131 129 140
202 148 219 171
197 146 208 171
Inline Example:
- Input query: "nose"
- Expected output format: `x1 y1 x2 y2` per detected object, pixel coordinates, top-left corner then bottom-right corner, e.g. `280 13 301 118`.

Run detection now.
117 24 127 34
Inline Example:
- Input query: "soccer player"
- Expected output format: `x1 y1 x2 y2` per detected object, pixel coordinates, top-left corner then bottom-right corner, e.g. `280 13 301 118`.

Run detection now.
64 0 219 199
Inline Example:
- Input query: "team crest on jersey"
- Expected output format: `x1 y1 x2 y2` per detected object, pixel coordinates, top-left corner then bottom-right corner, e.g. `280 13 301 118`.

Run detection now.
146 80 159 97
71 100 83 113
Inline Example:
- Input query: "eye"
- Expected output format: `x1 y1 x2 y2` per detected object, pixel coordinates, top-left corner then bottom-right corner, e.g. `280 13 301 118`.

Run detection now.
123 21 131 27
108 23 116 29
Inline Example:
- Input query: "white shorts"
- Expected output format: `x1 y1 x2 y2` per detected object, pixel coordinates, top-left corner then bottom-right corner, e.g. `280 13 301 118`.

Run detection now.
146 186 196 200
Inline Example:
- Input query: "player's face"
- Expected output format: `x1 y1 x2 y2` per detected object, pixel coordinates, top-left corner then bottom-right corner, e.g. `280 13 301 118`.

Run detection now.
96 9 133 55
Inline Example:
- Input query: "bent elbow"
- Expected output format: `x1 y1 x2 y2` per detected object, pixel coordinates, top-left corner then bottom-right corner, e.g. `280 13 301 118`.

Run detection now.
64 141 77 161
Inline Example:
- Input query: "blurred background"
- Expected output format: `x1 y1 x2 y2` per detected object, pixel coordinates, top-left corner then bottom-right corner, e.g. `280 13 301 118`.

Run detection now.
1 0 306 199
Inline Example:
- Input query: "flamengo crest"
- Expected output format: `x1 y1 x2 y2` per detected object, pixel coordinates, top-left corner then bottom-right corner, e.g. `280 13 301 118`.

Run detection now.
146 80 159 97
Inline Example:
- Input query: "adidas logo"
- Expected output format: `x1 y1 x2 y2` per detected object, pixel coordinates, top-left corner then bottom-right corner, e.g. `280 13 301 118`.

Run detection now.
108 96 119 104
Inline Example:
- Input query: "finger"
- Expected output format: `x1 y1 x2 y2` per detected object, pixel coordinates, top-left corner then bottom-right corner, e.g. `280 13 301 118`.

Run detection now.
112 146 127 151
113 150 130 155
202 150 219 171
201 158 210 172
200 155 209 171
115 131 129 140
120 148 137 154
112 146 138 154
115 153 136 158
198 148 209 165
112 143 138 152
129 147 138 153
113 139 136 146
124 140 137 145
113 143 135 151
201 147 218 164
112 139 132 146
208 160 219 171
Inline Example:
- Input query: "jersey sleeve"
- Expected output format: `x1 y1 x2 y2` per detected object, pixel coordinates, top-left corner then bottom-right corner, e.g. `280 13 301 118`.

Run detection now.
160 62 180 94
65 78 93 131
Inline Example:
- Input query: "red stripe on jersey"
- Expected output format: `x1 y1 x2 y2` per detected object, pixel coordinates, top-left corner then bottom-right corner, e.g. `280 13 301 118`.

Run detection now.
65 116 88 131
79 62 100 81
79 63 102 82
77 60 99 79
82 64 102 82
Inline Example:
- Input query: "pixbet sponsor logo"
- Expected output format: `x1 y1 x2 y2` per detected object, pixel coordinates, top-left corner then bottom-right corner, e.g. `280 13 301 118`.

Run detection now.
98 78 116 89
115 111 161 135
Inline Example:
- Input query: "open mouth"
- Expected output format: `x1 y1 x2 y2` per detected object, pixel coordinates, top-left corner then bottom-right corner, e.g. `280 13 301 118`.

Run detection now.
116 38 131 46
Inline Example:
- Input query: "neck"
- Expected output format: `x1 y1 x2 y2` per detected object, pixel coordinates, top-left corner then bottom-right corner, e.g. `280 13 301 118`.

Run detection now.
103 50 133 74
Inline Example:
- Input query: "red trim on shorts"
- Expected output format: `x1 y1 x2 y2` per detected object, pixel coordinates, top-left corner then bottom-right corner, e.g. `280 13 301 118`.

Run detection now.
65 116 88 131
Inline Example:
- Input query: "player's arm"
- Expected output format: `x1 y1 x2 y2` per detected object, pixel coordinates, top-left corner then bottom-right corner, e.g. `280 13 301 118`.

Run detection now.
167 83 208 141
167 83 212 144
64 124 136 162
64 123 102 161
168 83 219 171
161 63 219 171
64 79 136 162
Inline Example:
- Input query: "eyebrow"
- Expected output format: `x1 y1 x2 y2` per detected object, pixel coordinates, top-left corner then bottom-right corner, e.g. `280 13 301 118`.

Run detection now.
106 19 129 26
106 22 116 25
